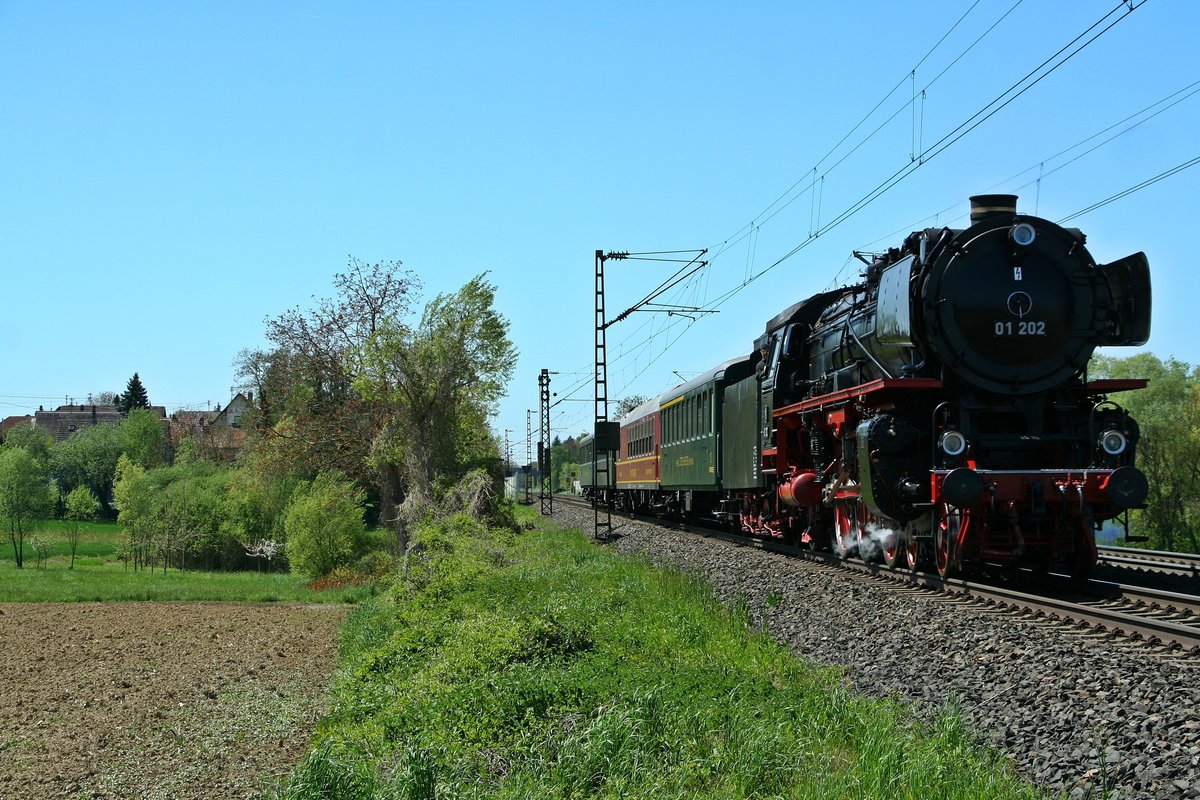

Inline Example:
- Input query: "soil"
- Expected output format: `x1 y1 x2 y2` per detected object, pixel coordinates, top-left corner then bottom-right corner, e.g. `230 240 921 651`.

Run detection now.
0 601 349 799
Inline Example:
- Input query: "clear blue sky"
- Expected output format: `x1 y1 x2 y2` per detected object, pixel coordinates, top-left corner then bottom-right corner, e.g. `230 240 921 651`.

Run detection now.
2 1 1196 459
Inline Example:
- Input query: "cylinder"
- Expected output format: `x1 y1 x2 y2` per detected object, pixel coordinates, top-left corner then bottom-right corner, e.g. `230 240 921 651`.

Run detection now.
779 471 821 508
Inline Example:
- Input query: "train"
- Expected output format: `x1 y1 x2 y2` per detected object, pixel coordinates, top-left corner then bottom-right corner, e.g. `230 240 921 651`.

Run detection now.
580 194 1152 579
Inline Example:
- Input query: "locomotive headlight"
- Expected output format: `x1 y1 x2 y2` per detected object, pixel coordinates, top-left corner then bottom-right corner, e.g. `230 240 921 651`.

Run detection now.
1099 430 1127 456
940 430 968 457
1010 223 1037 247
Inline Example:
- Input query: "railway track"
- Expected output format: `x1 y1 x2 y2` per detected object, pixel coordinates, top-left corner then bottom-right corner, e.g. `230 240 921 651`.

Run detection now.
1097 544 1200 577
554 494 1200 655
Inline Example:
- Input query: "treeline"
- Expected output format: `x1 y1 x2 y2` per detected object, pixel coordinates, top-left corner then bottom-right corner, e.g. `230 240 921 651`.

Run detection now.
1 259 518 575
1092 353 1200 552
1 408 170 568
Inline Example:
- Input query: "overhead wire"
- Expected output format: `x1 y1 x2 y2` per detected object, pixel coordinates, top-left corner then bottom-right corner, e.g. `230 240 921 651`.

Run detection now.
1058 153 1200 224
701 0 1143 306
707 0 1011 266
851 74 1200 251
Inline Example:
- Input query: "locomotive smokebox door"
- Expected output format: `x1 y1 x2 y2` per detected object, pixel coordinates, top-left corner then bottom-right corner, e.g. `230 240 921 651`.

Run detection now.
921 204 1103 395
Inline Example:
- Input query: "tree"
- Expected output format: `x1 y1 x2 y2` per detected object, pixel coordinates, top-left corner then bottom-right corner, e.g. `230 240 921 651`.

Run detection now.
51 423 124 515
90 390 120 405
551 441 579 492
63 486 99 569
158 463 230 571
117 372 150 415
3 424 53 467
236 258 421 493
232 347 282 429
0 447 55 568
284 471 366 579
354 273 518 517
120 407 165 469
112 454 154 570
1091 353 1200 552
222 449 302 551
615 394 649 419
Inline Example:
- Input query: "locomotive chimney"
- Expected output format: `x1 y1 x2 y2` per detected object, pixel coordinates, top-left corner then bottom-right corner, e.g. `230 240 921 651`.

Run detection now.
969 194 1018 223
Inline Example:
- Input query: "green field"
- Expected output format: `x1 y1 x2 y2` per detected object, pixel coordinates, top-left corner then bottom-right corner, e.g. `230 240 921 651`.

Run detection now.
277 508 1039 799
1 519 127 564
0 520 370 604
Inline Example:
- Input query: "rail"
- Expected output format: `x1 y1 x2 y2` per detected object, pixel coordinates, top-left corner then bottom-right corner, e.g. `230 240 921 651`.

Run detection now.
1097 545 1200 577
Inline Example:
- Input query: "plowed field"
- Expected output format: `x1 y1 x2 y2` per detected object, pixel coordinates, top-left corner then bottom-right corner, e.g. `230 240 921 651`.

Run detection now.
0 601 348 799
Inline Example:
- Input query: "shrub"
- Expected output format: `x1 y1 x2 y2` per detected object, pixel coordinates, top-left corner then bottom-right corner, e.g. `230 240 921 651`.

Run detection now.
284 471 367 579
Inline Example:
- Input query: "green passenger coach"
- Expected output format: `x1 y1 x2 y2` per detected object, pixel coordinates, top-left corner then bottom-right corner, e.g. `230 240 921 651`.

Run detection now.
658 356 757 503
577 433 613 501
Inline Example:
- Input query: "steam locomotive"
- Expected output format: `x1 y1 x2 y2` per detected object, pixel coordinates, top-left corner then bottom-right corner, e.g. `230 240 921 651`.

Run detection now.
581 194 1152 578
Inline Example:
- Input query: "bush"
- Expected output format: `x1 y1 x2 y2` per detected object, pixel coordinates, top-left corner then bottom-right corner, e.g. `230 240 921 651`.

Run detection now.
354 550 393 580
284 472 367 579
401 512 511 600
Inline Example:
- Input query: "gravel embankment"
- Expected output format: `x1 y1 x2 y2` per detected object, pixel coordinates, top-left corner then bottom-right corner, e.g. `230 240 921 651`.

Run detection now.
554 505 1200 800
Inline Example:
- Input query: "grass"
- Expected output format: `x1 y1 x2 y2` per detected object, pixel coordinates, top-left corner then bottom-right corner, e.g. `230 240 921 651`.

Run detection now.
2 519 127 562
0 519 372 604
276 507 1042 799
0 559 372 603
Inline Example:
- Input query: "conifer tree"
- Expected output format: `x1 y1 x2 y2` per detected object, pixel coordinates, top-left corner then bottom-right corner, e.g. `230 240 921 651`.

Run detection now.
117 372 150 415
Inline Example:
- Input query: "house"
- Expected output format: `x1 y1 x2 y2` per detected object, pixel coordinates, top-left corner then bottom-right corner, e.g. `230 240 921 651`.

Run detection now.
168 393 253 461
212 392 253 429
0 415 33 442
33 404 126 442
